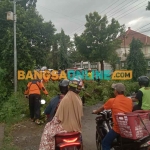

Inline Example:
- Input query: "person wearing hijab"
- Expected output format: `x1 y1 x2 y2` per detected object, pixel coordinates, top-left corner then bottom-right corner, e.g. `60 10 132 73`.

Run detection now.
39 76 84 150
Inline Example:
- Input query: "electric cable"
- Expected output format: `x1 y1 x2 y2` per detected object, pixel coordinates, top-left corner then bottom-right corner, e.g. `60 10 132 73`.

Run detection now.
116 1 147 19
37 4 84 25
107 0 137 19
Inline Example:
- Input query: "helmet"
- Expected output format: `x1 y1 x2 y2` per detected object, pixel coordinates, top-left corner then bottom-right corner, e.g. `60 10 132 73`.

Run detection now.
68 76 83 94
59 79 69 94
137 76 149 87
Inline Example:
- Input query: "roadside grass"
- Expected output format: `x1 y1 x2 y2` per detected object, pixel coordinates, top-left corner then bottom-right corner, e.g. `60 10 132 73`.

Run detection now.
0 124 19 150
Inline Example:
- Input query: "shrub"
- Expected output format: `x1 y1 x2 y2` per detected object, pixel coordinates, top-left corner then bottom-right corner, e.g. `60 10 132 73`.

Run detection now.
0 92 28 123
83 80 139 105
0 79 140 123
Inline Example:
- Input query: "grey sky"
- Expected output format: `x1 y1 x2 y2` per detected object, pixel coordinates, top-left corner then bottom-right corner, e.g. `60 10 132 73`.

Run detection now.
36 0 150 38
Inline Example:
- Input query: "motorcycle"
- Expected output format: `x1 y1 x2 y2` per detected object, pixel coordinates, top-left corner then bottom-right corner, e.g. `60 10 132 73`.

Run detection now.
41 100 82 150
95 110 150 150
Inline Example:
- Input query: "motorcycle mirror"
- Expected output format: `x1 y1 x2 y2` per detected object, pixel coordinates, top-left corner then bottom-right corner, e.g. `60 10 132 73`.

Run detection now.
41 99 46 104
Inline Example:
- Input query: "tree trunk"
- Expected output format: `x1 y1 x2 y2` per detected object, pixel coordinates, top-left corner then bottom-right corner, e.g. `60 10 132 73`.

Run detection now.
100 60 104 79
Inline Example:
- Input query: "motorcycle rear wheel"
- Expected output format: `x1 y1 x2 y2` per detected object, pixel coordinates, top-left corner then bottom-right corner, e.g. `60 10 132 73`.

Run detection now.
96 131 102 150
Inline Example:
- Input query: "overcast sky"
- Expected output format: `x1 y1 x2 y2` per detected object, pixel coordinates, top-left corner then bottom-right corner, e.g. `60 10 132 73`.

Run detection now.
36 0 150 38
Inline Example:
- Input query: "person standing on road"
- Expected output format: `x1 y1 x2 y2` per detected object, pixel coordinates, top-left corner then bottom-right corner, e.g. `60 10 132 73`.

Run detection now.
24 78 48 125
92 83 132 150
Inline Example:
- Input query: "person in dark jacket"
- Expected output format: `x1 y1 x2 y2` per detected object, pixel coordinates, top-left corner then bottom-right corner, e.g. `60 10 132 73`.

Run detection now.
44 79 69 121
24 79 48 125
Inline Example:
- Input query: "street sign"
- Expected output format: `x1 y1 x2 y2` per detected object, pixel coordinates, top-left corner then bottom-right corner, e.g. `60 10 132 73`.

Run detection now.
112 70 132 80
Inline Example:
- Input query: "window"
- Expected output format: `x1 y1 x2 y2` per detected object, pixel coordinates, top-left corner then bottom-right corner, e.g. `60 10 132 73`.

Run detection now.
148 61 150 67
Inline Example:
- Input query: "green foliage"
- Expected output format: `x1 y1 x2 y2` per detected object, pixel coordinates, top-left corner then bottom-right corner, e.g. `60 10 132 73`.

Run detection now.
126 38 147 81
0 79 139 124
12 0 37 9
0 0 55 103
0 92 28 123
107 52 119 71
78 80 139 105
51 29 73 69
0 68 9 105
75 12 124 69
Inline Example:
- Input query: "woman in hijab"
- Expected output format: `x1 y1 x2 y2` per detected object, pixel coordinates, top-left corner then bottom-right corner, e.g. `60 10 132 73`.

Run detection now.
39 76 83 150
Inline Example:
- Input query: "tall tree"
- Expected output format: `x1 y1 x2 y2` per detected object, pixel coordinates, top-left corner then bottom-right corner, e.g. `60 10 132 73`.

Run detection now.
17 0 37 9
75 12 124 74
126 38 147 81
52 29 72 69
107 52 119 71
0 0 55 92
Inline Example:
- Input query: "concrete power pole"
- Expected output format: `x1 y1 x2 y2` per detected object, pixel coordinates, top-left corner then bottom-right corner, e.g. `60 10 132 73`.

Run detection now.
14 0 17 93
7 0 18 93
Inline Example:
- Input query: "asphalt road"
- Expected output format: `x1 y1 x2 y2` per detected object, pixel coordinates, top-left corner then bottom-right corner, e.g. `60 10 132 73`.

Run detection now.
82 103 101 150
11 102 103 150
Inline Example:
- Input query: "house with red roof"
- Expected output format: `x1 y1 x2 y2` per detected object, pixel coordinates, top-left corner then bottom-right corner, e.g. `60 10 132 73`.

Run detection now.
116 27 150 74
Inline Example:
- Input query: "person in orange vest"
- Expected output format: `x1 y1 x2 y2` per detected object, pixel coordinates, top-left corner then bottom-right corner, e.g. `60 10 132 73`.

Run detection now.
24 79 48 125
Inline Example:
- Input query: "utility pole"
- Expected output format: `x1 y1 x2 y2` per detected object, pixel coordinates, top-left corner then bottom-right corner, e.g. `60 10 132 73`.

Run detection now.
7 0 18 93
14 0 17 93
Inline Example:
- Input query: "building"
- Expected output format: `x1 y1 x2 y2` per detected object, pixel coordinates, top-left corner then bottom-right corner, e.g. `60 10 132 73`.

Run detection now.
116 27 150 74
74 61 112 71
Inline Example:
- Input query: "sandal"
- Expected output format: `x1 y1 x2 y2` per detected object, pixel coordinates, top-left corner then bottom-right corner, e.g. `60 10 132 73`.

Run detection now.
35 119 42 125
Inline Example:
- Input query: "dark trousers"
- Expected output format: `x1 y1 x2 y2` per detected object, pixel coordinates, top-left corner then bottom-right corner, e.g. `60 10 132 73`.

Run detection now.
102 129 119 150
132 104 142 111
29 94 41 120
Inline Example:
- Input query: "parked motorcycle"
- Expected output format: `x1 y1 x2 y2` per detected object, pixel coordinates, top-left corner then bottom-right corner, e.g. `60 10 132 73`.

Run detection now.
95 110 150 150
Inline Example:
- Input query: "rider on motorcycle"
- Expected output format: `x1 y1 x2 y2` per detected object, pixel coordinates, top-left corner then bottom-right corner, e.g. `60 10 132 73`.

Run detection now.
132 76 150 111
93 83 132 150
44 79 69 121
39 76 84 150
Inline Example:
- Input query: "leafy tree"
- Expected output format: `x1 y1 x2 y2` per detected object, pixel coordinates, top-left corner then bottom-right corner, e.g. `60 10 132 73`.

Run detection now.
126 38 147 81
51 29 72 69
68 49 86 65
107 52 119 71
0 0 55 95
15 0 37 9
75 12 124 76
146 1 150 10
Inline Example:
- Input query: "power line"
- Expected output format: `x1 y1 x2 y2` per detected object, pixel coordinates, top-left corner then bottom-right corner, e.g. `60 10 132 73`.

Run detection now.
37 4 84 26
69 1 138 37
99 0 119 14
116 0 147 19
105 0 127 15
107 0 137 19
118 4 146 20
69 0 147 38
135 23 150 31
